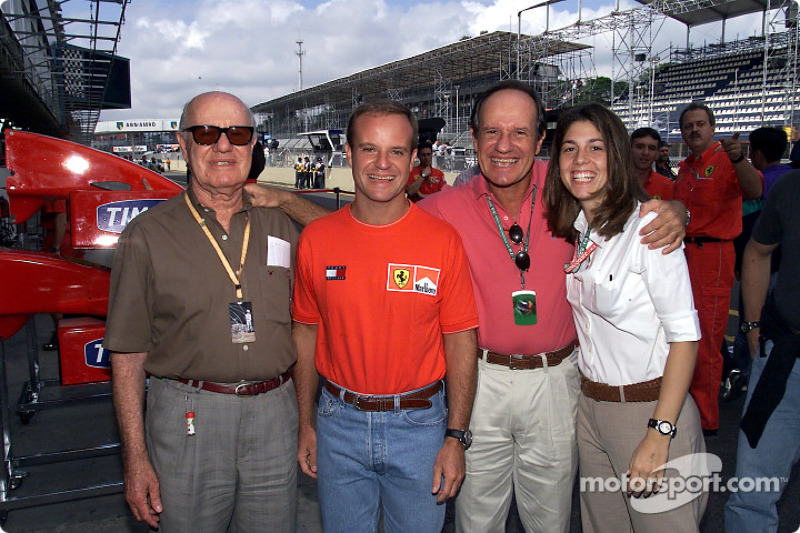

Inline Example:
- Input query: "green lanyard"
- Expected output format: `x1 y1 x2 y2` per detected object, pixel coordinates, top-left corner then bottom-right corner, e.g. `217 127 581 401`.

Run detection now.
485 186 536 289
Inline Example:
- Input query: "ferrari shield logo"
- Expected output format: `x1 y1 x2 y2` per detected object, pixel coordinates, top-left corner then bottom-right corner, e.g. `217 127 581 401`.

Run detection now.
704 165 715 177
393 269 411 288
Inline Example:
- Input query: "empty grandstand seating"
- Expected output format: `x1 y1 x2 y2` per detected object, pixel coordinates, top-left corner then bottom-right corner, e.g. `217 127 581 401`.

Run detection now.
611 45 797 142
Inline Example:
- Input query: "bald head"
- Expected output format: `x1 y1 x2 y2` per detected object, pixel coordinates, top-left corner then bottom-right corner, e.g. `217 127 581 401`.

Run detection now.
179 91 255 131
176 91 257 205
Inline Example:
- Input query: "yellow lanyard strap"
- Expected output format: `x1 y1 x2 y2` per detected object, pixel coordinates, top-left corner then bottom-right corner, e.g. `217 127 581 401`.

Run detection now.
184 192 250 301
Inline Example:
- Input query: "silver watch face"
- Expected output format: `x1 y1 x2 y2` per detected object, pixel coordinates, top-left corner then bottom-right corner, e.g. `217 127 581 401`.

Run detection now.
463 429 473 447
657 421 674 435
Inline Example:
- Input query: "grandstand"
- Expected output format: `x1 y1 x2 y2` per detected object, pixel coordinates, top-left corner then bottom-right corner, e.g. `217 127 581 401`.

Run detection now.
252 30 588 150
611 31 798 144
253 0 799 160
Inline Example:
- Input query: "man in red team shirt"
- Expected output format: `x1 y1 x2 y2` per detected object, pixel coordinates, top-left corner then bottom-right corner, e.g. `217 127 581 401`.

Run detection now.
407 142 446 202
675 102 764 434
631 127 674 200
292 100 478 533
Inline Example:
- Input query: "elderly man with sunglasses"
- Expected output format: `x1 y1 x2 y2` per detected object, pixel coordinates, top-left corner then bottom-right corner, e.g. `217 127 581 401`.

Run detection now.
105 91 300 532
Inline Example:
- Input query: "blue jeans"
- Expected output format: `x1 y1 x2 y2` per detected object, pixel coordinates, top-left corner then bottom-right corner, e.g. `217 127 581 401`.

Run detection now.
724 344 800 532
316 381 447 533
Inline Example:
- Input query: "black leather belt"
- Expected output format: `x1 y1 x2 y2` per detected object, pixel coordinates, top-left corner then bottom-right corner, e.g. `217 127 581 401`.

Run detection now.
685 236 727 244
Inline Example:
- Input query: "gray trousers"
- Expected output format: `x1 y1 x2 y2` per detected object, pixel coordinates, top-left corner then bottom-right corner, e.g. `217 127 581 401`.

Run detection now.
146 376 299 533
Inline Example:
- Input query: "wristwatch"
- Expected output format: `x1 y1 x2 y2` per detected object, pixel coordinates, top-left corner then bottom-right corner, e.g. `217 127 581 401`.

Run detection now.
730 153 746 164
740 321 761 334
648 418 677 439
445 428 473 449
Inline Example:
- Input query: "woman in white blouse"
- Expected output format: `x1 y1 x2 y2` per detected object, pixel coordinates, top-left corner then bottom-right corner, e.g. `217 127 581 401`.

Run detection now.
543 103 707 532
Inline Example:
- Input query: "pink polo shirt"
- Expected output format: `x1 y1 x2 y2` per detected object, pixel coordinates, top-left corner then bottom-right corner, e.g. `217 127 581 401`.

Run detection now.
419 160 576 355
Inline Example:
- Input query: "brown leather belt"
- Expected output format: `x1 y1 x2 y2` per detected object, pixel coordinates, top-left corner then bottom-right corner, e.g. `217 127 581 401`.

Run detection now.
177 368 293 396
581 375 662 403
324 381 441 411
483 340 577 370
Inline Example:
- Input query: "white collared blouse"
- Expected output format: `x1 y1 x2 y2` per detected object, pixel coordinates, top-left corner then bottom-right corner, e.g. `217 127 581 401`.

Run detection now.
566 204 700 386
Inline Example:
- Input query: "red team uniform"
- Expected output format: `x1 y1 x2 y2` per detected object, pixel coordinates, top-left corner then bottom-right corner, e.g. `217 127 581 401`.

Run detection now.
675 141 763 431
407 165 446 202
642 169 674 200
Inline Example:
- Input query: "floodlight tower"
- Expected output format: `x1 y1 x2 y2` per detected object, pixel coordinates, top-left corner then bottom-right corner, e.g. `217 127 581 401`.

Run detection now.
296 40 305 91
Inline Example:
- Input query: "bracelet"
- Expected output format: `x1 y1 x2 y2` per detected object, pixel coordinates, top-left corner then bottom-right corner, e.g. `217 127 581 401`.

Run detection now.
730 153 745 164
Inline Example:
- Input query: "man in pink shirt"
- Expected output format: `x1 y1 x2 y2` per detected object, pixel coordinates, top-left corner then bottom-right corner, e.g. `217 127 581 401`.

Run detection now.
418 82 682 532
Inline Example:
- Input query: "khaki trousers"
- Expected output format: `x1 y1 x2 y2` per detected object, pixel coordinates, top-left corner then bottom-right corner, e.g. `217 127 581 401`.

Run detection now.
578 393 708 533
455 350 580 533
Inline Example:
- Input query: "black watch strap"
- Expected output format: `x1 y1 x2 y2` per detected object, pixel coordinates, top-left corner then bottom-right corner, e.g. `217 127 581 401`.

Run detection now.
445 428 473 449
648 418 677 438
740 321 761 334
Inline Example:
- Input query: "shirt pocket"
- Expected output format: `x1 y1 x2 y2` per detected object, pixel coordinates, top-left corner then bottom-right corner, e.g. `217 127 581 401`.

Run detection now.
259 266 292 325
586 275 618 318
688 172 720 209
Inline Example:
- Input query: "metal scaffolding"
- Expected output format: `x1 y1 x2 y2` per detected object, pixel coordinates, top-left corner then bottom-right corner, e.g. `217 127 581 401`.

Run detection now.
0 0 129 142
253 31 586 142
253 0 799 144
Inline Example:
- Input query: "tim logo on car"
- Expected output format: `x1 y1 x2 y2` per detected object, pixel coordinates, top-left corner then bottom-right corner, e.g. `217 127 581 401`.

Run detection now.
97 199 164 234
387 263 440 296
85 339 110 369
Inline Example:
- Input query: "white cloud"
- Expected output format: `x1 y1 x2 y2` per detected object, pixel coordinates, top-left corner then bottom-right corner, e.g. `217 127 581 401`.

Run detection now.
99 0 765 122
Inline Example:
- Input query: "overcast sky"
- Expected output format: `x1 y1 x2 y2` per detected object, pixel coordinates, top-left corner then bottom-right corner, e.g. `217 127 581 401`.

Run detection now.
94 0 767 122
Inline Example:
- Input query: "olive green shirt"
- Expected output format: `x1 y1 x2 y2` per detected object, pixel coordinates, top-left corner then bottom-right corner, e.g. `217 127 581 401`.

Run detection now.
104 188 298 381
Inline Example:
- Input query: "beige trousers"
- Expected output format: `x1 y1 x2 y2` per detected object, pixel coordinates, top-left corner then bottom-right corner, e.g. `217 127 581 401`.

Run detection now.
578 393 708 533
455 350 580 533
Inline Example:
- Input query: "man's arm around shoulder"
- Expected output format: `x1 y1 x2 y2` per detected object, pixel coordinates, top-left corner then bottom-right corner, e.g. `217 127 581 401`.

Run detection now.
245 183 331 226
639 199 688 254
111 352 162 529
432 329 477 503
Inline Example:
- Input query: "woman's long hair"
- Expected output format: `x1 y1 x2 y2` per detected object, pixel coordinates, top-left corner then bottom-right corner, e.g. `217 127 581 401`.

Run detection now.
544 103 648 241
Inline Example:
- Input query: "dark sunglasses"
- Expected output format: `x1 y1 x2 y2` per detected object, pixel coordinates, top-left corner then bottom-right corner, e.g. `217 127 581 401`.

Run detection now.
508 223 524 244
508 223 529 270
515 250 530 271
182 125 254 146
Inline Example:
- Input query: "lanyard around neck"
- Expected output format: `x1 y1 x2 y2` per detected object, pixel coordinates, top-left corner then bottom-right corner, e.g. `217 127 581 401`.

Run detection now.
486 185 536 288
564 227 597 273
184 192 250 301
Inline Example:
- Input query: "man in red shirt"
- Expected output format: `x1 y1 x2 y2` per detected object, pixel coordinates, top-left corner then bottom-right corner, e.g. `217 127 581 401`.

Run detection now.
292 100 478 533
407 142 446 202
675 102 764 434
631 127 674 200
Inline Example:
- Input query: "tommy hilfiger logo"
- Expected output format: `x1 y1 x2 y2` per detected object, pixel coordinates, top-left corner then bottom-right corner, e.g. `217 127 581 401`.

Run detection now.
387 264 440 296
326 265 346 280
